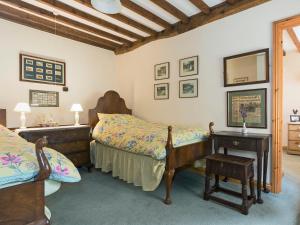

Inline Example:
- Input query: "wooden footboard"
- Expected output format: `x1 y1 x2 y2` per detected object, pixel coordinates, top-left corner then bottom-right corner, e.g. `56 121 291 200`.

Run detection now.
0 137 51 225
164 122 214 205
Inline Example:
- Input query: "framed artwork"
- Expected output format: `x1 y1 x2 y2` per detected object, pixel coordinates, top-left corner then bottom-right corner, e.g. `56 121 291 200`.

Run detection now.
179 79 198 98
29 90 59 107
290 115 300 122
154 62 169 80
154 83 169 100
20 53 66 86
179 56 198 77
224 48 269 87
227 88 267 128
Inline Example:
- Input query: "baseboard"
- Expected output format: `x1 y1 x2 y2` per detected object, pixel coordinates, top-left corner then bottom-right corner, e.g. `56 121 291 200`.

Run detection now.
189 167 272 192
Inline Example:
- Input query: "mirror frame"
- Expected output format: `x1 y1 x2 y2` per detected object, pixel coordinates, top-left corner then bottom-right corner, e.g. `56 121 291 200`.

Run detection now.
223 48 269 87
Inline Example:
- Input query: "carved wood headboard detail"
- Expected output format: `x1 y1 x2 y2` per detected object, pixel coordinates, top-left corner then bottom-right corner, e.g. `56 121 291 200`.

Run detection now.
89 90 132 129
0 109 7 127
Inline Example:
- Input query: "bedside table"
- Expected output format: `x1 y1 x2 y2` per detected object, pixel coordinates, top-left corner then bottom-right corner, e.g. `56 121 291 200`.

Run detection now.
16 125 92 170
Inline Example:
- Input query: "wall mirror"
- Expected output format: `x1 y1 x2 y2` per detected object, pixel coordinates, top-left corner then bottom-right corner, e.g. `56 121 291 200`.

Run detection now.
224 48 269 87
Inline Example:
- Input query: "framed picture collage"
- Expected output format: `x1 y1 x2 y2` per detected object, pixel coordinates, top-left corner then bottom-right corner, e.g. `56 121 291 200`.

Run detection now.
154 56 198 100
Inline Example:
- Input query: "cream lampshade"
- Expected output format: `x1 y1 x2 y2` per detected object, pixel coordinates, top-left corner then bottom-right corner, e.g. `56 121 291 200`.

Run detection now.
70 104 83 126
91 0 121 14
14 102 31 129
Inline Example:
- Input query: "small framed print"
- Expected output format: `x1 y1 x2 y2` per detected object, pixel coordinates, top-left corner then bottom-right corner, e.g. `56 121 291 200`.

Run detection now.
29 89 59 107
290 115 300 122
179 79 198 98
179 56 198 77
154 62 170 80
154 83 169 100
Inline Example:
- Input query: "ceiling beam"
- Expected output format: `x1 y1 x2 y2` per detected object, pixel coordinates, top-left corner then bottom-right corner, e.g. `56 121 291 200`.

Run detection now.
150 0 189 23
226 0 239 4
120 0 171 29
0 3 116 51
74 0 157 35
115 0 270 54
7 0 132 46
287 28 300 53
189 0 210 15
38 0 144 40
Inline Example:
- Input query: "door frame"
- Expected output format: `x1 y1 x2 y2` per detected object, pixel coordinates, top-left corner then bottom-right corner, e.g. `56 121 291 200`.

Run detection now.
272 14 300 193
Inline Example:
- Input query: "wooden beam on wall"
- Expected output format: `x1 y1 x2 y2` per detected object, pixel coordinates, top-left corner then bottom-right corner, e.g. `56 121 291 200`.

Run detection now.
150 0 189 23
189 0 211 15
0 3 117 51
74 0 157 35
38 0 144 40
115 0 271 54
287 27 300 52
120 0 171 29
7 0 132 46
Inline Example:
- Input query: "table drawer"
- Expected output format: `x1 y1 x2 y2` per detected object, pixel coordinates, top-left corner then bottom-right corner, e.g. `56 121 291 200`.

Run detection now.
288 131 300 140
218 137 256 151
288 124 300 131
288 141 300 151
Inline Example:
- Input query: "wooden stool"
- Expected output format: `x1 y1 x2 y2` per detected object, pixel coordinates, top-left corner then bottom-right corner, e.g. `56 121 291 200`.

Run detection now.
204 154 256 215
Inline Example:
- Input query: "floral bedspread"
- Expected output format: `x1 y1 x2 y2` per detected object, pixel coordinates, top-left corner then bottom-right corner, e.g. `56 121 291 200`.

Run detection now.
0 125 81 186
92 114 208 160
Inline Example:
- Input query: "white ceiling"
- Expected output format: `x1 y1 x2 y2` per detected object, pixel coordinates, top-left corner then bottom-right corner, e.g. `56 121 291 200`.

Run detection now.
13 0 227 43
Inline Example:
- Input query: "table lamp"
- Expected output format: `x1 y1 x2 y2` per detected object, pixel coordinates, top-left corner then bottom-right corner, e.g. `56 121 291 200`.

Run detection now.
14 102 31 129
70 104 83 126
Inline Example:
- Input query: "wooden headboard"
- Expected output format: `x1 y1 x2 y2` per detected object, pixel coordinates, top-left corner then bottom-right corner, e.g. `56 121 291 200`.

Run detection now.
0 109 6 127
89 90 132 128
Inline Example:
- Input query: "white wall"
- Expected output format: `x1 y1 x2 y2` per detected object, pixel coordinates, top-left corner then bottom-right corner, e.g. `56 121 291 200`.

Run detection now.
283 51 300 146
0 19 117 128
115 0 300 182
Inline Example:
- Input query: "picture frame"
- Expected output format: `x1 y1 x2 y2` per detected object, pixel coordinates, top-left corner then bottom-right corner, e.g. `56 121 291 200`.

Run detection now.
224 48 269 87
154 83 169 100
179 56 198 77
29 89 59 107
227 88 267 128
20 53 66 86
290 115 300 122
179 79 198 98
154 62 170 80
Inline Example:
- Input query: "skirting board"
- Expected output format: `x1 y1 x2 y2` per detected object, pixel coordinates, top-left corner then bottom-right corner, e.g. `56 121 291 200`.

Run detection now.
189 167 272 192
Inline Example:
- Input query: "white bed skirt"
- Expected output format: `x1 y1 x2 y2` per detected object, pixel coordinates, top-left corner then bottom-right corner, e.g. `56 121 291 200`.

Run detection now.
90 141 165 191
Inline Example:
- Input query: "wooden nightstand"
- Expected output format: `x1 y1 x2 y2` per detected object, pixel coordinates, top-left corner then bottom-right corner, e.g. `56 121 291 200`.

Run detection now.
16 125 92 170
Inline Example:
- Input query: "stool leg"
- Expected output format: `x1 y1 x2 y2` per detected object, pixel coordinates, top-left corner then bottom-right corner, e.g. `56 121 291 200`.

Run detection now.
214 175 220 191
204 174 211 201
241 181 249 215
250 176 256 204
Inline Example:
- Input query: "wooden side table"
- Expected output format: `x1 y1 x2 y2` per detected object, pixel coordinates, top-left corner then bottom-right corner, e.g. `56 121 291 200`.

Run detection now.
16 125 92 170
212 131 271 204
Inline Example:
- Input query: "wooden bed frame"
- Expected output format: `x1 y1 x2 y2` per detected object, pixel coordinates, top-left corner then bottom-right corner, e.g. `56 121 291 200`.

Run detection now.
89 90 214 204
0 109 51 225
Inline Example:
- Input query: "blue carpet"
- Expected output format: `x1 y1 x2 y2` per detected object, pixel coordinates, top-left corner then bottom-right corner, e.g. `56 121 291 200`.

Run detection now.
47 169 300 225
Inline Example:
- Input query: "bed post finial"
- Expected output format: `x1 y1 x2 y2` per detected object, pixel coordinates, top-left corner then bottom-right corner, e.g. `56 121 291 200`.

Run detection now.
35 136 51 182
209 122 214 135
167 126 173 149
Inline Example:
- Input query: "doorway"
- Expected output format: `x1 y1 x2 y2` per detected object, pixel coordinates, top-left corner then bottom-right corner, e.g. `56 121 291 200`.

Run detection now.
272 14 300 193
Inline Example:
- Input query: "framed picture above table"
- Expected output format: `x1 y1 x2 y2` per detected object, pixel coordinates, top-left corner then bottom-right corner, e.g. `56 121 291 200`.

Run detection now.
20 53 66 86
154 83 169 100
179 56 198 77
154 62 169 80
227 88 267 128
179 79 198 98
